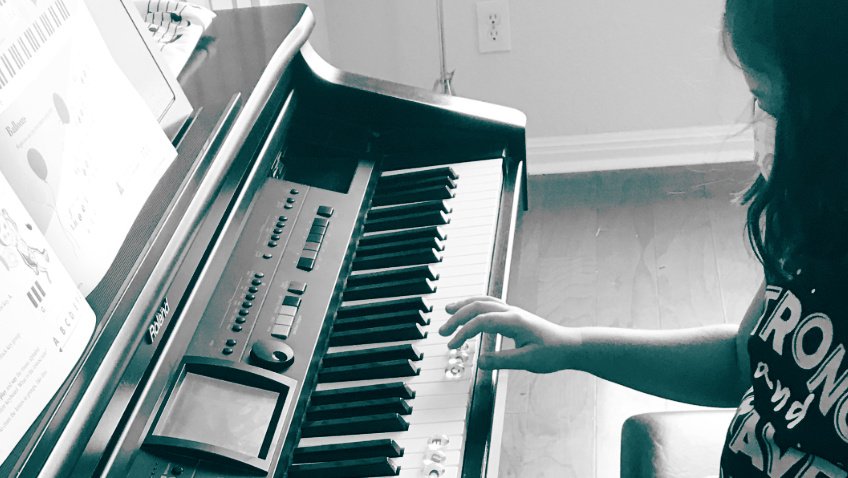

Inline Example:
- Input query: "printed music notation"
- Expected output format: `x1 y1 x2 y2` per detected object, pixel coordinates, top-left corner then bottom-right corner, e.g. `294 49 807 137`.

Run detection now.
0 0 178 294
0 171 95 464
0 0 70 90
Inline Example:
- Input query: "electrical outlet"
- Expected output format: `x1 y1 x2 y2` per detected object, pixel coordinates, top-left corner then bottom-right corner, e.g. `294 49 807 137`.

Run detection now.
476 0 511 53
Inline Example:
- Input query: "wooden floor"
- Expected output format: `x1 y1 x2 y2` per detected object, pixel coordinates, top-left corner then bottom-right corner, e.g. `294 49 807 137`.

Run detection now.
497 161 763 477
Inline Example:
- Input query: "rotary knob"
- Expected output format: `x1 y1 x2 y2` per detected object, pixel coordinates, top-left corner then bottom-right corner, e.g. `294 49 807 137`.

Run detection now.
249 339 295 372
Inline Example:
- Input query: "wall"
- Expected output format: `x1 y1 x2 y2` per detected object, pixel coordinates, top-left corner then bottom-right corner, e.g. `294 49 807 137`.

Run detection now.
322 1 753 141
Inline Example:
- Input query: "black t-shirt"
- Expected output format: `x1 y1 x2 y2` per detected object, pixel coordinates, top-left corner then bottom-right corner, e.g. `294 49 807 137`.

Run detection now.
720 275 848 476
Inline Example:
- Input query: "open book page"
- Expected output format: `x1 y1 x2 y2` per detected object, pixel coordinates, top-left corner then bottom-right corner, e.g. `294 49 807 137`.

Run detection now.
0 0 178 295
0 171 95 464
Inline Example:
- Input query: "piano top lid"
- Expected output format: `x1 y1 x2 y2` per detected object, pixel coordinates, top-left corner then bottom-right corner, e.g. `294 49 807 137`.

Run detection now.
299 43 527 132
178 4 314 113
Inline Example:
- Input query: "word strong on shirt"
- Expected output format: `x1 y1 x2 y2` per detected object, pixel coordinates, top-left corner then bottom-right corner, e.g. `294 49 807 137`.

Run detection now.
753 286 848 442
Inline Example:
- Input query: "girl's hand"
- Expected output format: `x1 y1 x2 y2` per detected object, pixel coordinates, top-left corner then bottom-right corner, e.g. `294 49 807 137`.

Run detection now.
438 296 578 373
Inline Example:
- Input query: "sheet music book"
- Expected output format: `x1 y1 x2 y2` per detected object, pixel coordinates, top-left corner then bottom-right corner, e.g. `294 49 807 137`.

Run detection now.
0 171 95 464
0 0 178 295
0 0 180 461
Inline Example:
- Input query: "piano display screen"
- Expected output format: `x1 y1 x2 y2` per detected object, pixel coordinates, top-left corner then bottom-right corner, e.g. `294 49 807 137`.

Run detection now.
153 372 280 457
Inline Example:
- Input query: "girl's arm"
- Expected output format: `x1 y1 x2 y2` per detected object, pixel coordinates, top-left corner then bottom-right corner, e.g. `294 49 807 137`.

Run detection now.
439 280 765 408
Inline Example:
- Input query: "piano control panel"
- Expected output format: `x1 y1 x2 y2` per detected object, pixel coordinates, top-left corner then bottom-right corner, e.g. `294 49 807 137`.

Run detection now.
130 160 377 477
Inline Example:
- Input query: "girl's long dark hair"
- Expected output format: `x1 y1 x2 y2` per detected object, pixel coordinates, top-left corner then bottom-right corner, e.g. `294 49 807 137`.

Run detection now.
725 0 848 282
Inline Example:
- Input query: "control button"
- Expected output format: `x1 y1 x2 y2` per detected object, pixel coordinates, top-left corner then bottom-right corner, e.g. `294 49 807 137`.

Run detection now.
245 294 256 301
286 197 296 204
284 204 293 209
226 339 237 346
222 347 233 355
288 281 307 294
270 325 291 340
254 272 265 278
278 215 288 222
268 241 278 248
303 241 321 252
248 286 259 294
290 188 299 195
250 339 295 371
242 301 253 308
312 217 329 227
309 225 327 235
302 249 318 260
279 305 298 316
275 314 295 326
238 309 249 316
276 222 286 228
317 205 334 217
252 279 263 286
306 233 323 243
235 317 247 324
232 324 243 332
271 234 281 241
263 253 273 259
283 295 302 307
297 257 315 271
172 466 184 476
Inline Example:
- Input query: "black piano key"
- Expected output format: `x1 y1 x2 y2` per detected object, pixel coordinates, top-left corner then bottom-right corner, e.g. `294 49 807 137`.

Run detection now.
288 457 399 478
343 265 439 300
376 172 456 194
359 225 447 246
300 413 409 437
342 277 435 302
378 166 459 189
351 247 443 271
318 359 420 383
322 344 423 367
333 309 429 331
309 382 416 405
367 200 450 221
306 397 412 420
329 323 427 346
348 265 439 285
364 210 449 233
355 236 445 256
372 184 455 206
292 439 403 464
336 297 431 319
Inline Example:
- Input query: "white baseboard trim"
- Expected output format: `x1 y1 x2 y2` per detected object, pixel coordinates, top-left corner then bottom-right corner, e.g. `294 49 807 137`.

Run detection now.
526 124 754 175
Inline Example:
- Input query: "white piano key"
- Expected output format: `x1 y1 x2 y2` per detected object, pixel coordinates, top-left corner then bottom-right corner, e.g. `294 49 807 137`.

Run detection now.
398 467 459 478
314 367 472 391
410 393 474 410
403 407 467 424
297 422 467 448
399 450 463 469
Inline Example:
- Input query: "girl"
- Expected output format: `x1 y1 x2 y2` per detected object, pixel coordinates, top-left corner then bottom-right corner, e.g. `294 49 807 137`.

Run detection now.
439 1 848 475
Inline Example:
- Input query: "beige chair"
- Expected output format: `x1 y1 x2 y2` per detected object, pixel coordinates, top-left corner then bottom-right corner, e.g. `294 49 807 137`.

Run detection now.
620 409 736 478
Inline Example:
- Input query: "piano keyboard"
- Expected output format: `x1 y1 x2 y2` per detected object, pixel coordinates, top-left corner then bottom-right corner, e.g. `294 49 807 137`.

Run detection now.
290 158 504 478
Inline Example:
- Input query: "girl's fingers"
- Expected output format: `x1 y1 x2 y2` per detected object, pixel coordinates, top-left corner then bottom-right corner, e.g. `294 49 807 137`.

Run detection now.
478 347 528 370
444 295 503 314
446 311 520 349
439 298 509 336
